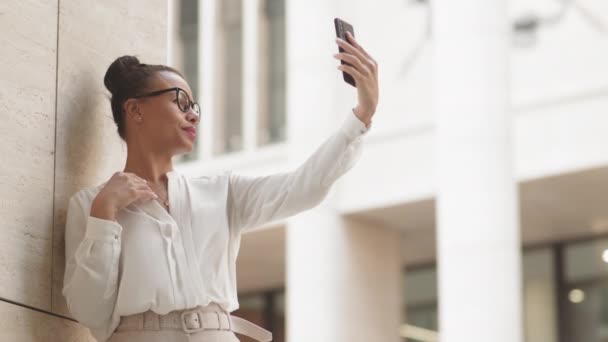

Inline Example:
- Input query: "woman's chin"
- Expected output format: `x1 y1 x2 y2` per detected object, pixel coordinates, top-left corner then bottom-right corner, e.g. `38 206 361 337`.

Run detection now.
182 141 195 154
179 134 196 150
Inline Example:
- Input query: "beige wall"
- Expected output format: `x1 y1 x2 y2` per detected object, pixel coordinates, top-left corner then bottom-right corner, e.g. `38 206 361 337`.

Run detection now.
0 0 167 340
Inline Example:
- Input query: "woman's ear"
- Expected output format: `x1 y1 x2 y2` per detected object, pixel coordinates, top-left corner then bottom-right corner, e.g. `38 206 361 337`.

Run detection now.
124 98 143 123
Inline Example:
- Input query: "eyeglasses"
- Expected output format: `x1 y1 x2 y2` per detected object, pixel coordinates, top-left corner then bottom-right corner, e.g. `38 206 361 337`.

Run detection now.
133 87 200 117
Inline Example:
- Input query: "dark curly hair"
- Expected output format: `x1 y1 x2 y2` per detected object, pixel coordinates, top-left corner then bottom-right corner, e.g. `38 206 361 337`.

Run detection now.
103 55 184 141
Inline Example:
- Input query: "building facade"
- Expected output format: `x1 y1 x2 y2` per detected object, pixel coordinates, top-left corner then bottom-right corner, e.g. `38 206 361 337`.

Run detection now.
171 0 608 341
2 0 608 341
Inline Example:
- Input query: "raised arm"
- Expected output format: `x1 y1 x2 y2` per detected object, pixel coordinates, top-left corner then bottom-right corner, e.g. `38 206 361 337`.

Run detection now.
227 110 369 232
228 30 379 232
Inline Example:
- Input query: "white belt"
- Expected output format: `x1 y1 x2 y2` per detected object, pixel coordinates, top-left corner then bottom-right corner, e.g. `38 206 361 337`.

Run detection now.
116 306 272 342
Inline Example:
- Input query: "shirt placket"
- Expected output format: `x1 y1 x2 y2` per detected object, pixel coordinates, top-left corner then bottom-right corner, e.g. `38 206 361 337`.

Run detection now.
167 174 199 308
160 222 182 307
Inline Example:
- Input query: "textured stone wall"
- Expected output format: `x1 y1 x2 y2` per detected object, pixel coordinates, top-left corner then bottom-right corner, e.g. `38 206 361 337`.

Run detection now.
0 1 167 340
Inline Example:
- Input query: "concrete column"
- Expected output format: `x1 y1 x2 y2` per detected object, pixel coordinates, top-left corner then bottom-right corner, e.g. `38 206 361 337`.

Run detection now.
286 212 402 342
432 1 522 341
284 0 402 340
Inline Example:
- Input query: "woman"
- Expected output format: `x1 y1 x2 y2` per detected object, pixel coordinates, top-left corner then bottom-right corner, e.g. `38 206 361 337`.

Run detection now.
62 31 378 342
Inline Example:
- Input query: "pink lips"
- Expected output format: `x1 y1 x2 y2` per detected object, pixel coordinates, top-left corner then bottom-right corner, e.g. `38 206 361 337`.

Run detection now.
183 127 197 139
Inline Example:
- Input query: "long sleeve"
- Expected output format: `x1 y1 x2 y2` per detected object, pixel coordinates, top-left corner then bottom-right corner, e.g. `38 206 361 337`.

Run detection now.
227 110 370 232
62 193 122 340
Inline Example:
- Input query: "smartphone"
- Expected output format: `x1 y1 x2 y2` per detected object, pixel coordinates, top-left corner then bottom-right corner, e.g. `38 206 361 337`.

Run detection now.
334 18 356 87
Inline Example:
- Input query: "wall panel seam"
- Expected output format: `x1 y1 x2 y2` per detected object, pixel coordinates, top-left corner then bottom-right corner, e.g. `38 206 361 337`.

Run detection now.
50 0 61 312
0 297 77 322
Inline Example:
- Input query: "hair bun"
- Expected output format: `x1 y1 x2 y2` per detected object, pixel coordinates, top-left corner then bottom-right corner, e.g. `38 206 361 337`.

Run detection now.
103 55 141 95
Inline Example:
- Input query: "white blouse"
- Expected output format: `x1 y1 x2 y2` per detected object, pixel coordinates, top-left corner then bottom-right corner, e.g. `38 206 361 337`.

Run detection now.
62 110 370 341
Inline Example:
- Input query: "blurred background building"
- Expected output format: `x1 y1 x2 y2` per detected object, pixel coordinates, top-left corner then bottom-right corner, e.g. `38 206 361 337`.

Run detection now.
2 0 608 341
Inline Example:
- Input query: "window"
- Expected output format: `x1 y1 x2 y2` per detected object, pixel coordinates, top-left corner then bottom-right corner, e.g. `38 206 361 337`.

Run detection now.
215 0 244 154
257 0 286 146
562 238 608 342
235 290 285 342
169 0 287 159
404 246 559 342
169 0 200 163
404 267 438 339
523 247 558 342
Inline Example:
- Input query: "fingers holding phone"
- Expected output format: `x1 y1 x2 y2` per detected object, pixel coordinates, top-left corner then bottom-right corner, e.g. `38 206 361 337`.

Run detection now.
334 18 357 87
333 18 379 127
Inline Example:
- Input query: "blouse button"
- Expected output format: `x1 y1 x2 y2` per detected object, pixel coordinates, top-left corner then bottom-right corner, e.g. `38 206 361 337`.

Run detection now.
113 234 118 240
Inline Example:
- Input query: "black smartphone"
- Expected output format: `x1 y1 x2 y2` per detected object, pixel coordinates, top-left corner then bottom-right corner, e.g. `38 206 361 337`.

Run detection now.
334 18 356 87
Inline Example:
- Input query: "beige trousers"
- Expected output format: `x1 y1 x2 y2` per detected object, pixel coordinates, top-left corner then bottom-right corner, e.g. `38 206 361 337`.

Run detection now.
107 303 240 342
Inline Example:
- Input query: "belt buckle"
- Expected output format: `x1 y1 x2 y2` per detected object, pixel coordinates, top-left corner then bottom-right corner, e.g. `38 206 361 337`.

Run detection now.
180 308 204 334
217 312 233 331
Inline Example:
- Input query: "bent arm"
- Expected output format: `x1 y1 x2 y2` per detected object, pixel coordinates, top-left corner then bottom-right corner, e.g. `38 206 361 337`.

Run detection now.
62 194 122 338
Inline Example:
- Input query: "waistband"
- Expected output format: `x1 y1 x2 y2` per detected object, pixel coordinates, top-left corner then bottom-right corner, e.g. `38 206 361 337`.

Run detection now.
115 303 272 342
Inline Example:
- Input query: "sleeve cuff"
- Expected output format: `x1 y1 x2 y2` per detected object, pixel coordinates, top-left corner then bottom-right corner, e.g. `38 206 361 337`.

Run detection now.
85 216 123 243
340 108 371 141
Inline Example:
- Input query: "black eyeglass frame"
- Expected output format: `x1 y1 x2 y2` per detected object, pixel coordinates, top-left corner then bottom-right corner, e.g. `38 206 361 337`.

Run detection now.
132 87 200 116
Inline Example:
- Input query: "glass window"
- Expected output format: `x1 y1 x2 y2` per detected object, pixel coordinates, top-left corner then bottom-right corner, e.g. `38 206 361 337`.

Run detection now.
214 0 243 155
273 291 286 342
257 0 286 146
404 246 559 342
563 238 608 342
404 266 438 338
170 0 200 162
235 290 285 342
169 0 287 158
523 247 558 342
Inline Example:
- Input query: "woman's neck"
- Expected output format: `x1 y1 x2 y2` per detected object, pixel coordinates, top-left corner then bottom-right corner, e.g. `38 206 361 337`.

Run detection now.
123 160 173 184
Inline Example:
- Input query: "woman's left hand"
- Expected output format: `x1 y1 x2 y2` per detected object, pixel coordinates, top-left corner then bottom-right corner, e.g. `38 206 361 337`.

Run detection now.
334 31 379 127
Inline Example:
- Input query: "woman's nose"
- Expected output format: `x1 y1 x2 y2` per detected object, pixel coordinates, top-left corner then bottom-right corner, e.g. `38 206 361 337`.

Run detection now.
187 111 200 125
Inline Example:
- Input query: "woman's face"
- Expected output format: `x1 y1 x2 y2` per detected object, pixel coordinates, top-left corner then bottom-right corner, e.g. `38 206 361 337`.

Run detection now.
128 71 200 156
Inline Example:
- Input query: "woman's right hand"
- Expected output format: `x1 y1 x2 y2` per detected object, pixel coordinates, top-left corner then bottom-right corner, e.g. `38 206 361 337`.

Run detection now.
90 171 158 221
